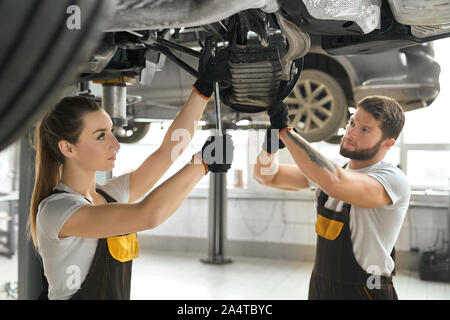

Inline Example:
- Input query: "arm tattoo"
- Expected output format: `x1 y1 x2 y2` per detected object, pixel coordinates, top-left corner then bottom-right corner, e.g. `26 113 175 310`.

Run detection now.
286 130 337 173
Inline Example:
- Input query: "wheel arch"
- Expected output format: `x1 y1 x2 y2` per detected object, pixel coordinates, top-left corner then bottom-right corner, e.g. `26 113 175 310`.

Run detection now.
303 53 355 106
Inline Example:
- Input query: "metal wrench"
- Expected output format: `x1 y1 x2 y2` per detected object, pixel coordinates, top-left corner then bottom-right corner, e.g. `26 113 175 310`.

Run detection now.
208 40 223 137
213 81 223 136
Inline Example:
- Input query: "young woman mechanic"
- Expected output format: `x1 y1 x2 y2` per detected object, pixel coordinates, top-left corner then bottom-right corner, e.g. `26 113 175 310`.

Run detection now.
29 53 234 300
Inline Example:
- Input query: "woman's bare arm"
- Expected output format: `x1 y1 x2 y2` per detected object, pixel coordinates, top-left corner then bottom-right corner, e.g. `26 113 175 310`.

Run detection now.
59 155 206 239
128 90 208 203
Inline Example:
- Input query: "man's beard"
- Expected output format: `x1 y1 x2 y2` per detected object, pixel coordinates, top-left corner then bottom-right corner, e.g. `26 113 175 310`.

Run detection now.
339 137 382 161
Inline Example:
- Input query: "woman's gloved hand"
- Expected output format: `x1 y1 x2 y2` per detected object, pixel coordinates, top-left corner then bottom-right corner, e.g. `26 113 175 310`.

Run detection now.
198 134 234 173
193 43 231 99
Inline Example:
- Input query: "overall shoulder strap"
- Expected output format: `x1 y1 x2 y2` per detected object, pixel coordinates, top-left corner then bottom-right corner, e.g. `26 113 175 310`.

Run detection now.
316 162 352 213
48 189 69 196
50 187 118 203
48 188 92 203
96 188 118 203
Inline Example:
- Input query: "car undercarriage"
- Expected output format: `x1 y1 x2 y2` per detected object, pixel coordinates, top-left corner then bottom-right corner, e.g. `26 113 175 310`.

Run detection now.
0 0 449 150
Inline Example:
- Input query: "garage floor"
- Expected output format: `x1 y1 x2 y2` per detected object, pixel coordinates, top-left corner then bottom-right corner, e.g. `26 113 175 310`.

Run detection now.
1 248 450 300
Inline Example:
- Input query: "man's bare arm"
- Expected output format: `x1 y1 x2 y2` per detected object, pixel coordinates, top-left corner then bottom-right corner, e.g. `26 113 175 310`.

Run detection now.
280 129 391 208
281 129 339 189
253 151 310 191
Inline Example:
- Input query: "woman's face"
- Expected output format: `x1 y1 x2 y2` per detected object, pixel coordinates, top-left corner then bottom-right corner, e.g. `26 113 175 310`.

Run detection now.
71 109 121 172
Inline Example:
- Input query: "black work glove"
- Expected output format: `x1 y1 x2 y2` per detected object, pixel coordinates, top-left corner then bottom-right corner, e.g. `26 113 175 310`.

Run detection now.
262 102 291 154
199 134 234 173
262 128 286 154
193 43 231 99
267 101 289 130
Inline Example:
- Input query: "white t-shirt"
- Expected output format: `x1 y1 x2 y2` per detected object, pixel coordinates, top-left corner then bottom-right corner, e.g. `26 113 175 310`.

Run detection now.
309 161 410 276
36 173 130 300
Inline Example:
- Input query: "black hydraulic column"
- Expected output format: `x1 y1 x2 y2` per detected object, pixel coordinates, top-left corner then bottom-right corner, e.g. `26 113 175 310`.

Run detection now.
201 172 232 265
17 131 42 300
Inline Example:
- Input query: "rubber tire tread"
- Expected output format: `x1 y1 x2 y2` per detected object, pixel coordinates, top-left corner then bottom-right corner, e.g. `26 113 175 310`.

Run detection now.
0 0 114 151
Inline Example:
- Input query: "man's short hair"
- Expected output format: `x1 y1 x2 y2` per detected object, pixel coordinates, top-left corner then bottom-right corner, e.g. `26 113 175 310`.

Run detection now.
356 96 405 140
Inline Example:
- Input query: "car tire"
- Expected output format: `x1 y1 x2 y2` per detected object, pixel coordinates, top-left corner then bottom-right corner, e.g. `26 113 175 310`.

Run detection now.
0 0 115 151
284 69 348 143
115 122 150 144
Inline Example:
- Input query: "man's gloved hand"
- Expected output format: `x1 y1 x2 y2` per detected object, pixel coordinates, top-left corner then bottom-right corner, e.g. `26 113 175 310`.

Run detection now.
193 43 231 99
262 102 290 154
199 134 234 173
262 128 286 154
267 101 289 130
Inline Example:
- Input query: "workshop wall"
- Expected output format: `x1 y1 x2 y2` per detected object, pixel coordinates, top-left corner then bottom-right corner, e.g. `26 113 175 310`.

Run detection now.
139 191 448 256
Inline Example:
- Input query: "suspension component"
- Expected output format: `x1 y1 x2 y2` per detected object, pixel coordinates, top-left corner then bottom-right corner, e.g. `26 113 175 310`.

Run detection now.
93 76 137 127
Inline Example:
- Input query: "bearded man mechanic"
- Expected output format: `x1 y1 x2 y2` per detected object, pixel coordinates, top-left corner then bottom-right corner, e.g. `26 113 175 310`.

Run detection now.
254 96 410 300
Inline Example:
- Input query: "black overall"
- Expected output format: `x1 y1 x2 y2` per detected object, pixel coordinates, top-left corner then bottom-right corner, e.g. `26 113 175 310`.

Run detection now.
308 189 398 300
38 188 137 300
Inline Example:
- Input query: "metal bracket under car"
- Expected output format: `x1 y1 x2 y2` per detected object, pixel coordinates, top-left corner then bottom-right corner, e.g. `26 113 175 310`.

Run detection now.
141 9 308 114
80 8 309 129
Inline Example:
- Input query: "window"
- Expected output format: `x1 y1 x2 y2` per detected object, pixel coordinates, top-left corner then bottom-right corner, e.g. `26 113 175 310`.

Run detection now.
0 142 18 193
112 123 250 191
113 122 211 189
403 40 450 145
400 38 450 190
407 150 450 188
